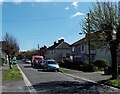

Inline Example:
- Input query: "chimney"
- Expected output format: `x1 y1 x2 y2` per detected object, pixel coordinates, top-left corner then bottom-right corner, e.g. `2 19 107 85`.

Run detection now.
54 41 57 45
44 45 47 49
61 39 64 42
58 39 64 43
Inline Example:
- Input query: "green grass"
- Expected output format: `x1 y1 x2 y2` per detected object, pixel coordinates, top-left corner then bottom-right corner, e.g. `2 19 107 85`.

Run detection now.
60 68 76 72
12 64 17 67
2 66 23 80
107 78 120 86
98 78 120 86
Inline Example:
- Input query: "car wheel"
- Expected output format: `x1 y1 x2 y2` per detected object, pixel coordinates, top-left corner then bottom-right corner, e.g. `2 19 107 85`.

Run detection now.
56 69 60 72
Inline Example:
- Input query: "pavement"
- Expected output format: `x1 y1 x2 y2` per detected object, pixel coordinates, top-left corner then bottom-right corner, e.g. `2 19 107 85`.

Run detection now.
62 69 112 82
1 64 30 94
1 63 120 94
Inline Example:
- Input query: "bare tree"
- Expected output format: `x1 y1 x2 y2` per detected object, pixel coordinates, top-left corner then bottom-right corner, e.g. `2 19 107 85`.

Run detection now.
2 33 19 69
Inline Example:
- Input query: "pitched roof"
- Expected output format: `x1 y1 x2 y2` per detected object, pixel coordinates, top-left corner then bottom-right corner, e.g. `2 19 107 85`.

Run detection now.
47 39 70 50
71 37 86 46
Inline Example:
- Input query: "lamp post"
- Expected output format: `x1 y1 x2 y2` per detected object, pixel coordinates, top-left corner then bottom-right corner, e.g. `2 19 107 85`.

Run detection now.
79 13 91 64
87 13 91 64
38 44 40 55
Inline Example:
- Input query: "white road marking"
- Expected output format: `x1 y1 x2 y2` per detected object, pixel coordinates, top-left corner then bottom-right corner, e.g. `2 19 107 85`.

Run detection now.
17 64 37 94
64 72 119 91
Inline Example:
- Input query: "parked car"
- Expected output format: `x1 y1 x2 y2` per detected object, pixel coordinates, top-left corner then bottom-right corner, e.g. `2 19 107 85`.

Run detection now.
12 59 17 64
25 59 31 64
22 58 26 62
31 56 44 68
43 60 60 71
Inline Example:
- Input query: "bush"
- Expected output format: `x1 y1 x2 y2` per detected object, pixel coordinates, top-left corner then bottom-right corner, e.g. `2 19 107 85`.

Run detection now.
2 57 7 65
63 58 71 63
83 63 95 72
59 58 71 65
93 58 109 68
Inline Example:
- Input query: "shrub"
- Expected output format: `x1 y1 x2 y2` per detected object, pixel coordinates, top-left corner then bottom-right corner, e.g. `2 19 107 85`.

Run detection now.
93 58 109 68
2 57 7 64
63 58 71 63
83 63 95 72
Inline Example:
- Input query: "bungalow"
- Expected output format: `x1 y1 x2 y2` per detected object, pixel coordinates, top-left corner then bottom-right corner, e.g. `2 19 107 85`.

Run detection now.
44 39 70 62
70 37 112 65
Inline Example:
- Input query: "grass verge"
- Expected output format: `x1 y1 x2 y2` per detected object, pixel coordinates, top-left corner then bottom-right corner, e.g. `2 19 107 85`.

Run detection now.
60 68 76 72
98 78 120 87
2 65 23 80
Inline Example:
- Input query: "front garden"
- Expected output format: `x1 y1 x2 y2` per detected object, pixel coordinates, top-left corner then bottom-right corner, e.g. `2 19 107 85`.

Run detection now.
59 58 109 72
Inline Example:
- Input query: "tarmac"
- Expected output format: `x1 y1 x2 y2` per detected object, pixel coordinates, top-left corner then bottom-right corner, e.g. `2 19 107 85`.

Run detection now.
1 64 120 94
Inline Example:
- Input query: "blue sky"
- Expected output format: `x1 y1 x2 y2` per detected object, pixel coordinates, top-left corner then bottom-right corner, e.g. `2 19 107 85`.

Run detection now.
2 2 93 51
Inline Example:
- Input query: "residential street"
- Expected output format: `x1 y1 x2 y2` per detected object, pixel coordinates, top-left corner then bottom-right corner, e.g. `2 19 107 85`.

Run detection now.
1 1 120 94
17 60 119 93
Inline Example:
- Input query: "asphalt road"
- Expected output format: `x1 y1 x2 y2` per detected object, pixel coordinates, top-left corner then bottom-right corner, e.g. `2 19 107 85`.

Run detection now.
18 61 119 94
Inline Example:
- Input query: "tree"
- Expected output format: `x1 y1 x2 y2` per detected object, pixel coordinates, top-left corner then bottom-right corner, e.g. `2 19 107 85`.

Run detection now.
2 33 19 69
24 51 32 60
82 2 120 79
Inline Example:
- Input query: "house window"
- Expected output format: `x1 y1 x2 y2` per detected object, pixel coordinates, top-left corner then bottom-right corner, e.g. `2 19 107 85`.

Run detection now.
52 50 54 54
72 47 75 52
66 53 70 58
82 45 84 51
78 46 81 51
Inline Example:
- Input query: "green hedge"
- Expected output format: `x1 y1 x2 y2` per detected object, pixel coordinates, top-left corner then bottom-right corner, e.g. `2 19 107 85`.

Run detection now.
93 58 109 68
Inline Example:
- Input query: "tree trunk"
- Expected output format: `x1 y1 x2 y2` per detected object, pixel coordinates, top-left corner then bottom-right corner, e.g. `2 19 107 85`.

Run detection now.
110 41 118 79
8 54 12 69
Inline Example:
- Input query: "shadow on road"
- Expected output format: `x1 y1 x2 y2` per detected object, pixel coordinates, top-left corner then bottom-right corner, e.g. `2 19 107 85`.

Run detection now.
31 81 109 93
37 69 57 72
24 65 32 68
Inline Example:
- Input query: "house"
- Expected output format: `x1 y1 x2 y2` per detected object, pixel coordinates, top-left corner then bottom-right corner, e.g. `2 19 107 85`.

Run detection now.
0 41 7 65
0 41 7 58
39 45 47 58
44 39 70 62
70 37 112 65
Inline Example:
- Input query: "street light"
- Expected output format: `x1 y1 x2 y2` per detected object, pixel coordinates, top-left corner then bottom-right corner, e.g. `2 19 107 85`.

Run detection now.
79 13 91 64
87 13 91 64
38 44 40 55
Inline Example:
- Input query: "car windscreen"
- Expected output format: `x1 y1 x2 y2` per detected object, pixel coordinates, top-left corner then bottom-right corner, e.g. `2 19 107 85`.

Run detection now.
47 61 57 64
35 58 43 61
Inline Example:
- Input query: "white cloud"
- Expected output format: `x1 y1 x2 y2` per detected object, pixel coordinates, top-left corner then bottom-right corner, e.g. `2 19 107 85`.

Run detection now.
71 12 85 18
72 1 78 7
0 0 3 3
58 37 64 40
65 7 69 10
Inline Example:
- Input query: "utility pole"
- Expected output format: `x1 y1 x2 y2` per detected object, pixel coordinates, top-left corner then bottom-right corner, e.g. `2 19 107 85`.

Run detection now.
87 13 91 64
38 44 40 55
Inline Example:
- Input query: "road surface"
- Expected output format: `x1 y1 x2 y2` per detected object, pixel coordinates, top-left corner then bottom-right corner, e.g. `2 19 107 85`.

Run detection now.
18 61 119 94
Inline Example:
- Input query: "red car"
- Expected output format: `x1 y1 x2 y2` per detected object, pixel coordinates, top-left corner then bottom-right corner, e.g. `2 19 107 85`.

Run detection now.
31 56 44 68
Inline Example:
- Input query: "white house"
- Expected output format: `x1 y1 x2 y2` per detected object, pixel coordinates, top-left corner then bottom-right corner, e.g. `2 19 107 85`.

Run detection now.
45 39 70 62
70 37 113 65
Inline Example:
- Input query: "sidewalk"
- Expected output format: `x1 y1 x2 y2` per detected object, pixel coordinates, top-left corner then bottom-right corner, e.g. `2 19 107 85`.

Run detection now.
62 68 120 89
63 70 112 82
1 64 29 93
